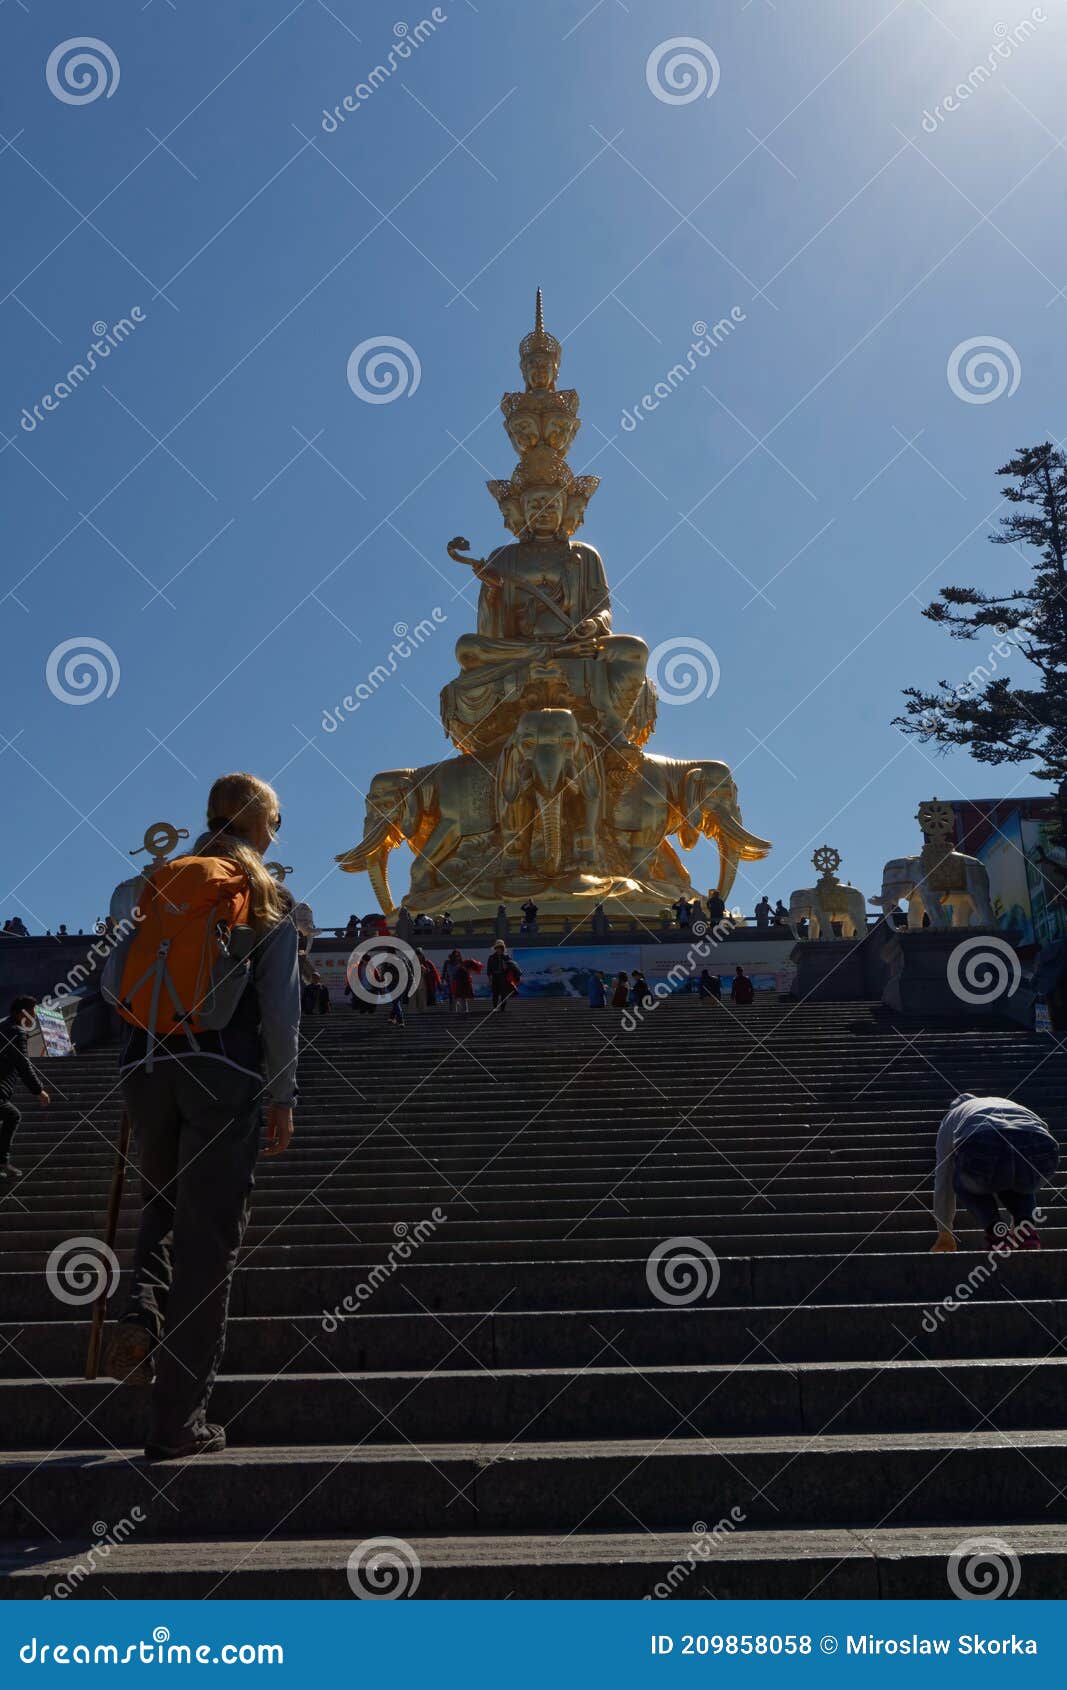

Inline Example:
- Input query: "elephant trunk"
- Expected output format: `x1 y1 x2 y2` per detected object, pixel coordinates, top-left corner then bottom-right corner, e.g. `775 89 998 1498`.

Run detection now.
540 793 562 873
531 743 567 800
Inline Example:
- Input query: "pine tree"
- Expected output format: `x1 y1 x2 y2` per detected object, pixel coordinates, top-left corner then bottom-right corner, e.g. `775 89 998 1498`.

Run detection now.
895 441 1067 845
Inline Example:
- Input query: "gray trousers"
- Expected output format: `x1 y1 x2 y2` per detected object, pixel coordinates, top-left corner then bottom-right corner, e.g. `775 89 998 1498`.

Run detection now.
120 1059 262 1444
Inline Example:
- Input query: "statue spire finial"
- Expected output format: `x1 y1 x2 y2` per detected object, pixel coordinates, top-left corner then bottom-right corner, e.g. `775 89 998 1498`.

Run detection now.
519 288 561 385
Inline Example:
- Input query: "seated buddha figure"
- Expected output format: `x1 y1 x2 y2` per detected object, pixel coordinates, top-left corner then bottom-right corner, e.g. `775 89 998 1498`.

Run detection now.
439 291 657 755
441 454 656 755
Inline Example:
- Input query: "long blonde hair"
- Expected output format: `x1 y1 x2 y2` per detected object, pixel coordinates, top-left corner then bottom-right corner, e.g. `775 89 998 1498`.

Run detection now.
201 772 285 929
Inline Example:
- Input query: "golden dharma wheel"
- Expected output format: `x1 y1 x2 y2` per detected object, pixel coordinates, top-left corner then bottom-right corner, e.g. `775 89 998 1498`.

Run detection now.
812 844 841 877
917 799 954 839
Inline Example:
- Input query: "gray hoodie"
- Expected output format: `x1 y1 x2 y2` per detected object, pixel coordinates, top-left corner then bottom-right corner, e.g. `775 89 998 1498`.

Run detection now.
932 1093 1056 1230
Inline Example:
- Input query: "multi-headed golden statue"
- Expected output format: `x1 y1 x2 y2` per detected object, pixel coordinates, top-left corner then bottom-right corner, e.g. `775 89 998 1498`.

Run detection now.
338 292 771 918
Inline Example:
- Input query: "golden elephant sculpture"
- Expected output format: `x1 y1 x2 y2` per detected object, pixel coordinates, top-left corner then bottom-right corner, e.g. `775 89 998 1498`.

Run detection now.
496 708 600 877
336 759 497 914
611 753 771 902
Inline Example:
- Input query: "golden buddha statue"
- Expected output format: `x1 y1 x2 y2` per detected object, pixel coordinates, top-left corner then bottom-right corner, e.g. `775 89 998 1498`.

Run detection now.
338 291 772 918
440 296 655 756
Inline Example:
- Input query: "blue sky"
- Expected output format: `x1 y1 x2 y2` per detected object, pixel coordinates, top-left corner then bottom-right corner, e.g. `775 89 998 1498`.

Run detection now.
2 0 1064 930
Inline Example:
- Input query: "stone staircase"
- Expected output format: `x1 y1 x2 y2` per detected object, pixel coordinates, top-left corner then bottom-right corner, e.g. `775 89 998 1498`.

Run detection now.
1 996 1066 1599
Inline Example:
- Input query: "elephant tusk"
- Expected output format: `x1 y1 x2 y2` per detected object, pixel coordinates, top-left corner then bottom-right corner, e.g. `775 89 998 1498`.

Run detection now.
709 810 772 863
336 818 401 916
367 844 395 916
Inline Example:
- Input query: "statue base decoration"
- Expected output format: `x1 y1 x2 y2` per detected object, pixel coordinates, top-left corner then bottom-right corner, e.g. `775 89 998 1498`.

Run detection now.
338 292 771 920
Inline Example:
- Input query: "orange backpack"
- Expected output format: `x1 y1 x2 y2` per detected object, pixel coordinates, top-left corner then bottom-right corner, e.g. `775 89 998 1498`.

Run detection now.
107 856 255 1050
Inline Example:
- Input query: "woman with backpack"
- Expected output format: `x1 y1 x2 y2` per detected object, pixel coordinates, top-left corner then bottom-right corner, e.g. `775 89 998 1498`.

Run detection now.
103 772 300 1461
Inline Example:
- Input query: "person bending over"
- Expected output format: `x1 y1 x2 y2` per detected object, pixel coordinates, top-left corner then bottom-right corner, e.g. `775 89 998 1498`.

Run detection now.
931 1093 1059 1254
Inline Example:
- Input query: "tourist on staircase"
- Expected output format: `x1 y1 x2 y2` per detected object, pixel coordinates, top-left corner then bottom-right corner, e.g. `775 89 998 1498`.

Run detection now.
414 948 441 1010
0 995 50 1179
487 939 514 1012
731 965 755 1005
698 968 722 1002
630 970 653 1010
587 969 607 1008
103 772 300 1461
930 1093 1060 1254
611 971 630 1009
444 949 481 1015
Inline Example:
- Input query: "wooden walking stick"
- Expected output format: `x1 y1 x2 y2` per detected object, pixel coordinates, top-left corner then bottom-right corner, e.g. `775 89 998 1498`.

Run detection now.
85 1110 132 1380
84 818 185 1379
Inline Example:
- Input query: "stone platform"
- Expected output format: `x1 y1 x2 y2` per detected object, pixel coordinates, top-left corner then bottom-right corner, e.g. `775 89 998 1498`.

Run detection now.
880 925 1025 1018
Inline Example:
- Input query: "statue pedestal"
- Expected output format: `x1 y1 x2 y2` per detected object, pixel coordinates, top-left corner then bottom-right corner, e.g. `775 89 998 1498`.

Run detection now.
788 938 866 1001
880 927 1023 1018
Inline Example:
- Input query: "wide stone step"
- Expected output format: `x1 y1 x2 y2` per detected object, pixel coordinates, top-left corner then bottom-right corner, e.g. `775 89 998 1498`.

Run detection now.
6 1224 1065 1273
3 1356 1065 1451
4 1431 1067 1541
7 1247 1066 1321
5 1295 1062 1378
5 1521 1067 1599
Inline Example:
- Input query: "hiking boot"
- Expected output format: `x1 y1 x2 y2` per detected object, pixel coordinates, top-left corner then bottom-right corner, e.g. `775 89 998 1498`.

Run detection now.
144 1423 226 1462
1014 1226 1042 1250
103 1321 156 1387
985 1224 1012 1254
0 1162 21 1179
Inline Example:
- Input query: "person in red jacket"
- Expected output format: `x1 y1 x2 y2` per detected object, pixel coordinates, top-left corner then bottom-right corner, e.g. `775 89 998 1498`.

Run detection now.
731 965 754 1005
